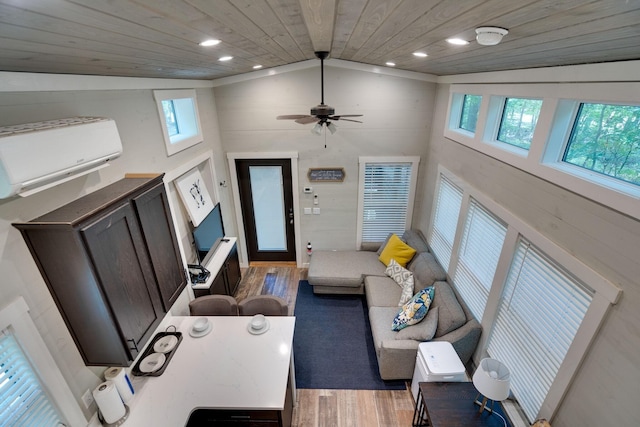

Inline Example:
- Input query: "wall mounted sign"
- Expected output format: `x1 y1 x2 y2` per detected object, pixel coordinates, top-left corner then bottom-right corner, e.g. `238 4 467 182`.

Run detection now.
307 168 345 182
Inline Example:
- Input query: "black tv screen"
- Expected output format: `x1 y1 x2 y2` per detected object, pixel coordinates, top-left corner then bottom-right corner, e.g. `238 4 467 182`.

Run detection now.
192 203 225 265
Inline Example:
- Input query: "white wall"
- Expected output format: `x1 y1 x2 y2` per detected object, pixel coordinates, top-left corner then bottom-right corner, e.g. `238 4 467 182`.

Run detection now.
418 81 640 426
0 83 223 420
213 65 436 258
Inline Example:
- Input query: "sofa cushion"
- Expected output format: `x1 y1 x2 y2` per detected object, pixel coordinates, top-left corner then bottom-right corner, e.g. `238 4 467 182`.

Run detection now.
402 229 430 254
369 306 402 350
408 252 447 292
431 281 467 338
308 250 387 288
395 306 439 341
379 234 417 267
384 259 415 305
392 286 435 331
364 276 402 307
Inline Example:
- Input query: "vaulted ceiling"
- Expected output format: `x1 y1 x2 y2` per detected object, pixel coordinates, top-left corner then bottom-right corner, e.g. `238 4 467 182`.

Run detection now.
1 0 639 80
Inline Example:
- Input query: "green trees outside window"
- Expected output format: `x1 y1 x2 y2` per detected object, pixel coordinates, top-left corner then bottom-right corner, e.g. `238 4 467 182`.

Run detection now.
497 98 542 150
564 103 640 185
459 95 481 132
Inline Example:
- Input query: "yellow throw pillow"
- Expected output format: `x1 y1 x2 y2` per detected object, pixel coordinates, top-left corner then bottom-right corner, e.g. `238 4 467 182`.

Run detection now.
378 234 417 267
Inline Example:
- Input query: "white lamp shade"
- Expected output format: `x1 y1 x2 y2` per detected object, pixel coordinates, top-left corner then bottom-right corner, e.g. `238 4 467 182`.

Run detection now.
473 358 511 401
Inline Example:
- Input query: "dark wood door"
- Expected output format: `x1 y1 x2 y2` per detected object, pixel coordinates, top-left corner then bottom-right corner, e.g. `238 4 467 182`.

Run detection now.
133 181 187 310
82 202 163 359
236 159 296 262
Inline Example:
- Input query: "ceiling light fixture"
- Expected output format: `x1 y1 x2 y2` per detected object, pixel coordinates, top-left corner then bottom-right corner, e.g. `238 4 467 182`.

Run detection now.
475 27 508 46
199 39 220 47
252 65 263 69
413 52 428 58
447 38 469 46
219 56 233 61
385 61 396 67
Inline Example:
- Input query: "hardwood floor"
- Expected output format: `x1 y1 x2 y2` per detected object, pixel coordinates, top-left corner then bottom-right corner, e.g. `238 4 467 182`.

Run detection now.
235 265 416 427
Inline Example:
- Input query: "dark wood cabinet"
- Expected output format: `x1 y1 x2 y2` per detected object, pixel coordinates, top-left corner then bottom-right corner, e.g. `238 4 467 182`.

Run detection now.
193 242 241 298
13 175 186 366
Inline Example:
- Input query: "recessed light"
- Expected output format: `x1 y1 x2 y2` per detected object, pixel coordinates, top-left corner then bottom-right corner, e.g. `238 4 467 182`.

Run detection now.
219 56 233 61
447 38 469 46
199 39 220 47
385 61 396 67
252 65 263 69
413 52 428 58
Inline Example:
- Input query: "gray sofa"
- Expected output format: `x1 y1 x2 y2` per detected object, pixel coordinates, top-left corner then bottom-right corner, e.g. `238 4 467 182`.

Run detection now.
307 230 482 380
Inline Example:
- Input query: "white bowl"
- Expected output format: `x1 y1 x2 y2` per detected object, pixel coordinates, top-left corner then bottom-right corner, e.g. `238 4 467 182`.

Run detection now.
250 314 266 330
192 317 209 332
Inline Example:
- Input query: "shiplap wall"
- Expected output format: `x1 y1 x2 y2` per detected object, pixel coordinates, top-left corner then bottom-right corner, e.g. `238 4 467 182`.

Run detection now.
0 86 222 420
417 83 640 426
213 65 435 260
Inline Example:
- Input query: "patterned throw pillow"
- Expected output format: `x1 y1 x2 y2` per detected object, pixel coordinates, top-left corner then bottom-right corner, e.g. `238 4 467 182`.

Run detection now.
385 259 415 305
391 286 435 331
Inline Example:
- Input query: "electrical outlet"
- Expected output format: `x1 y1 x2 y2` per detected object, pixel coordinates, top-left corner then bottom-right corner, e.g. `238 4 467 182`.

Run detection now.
81 388 94 409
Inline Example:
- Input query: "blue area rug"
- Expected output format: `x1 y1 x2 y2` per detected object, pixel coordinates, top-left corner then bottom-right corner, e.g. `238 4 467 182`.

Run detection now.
293 280 406 390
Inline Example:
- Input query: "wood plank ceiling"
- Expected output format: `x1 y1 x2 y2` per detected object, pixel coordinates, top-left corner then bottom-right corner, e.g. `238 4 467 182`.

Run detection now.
0 0 638 80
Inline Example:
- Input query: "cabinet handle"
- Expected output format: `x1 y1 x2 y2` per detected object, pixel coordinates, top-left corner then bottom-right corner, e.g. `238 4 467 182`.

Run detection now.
127 338 138 352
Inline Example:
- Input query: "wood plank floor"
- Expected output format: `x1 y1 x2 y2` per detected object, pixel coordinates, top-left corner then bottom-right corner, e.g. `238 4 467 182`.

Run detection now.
235 265 416 427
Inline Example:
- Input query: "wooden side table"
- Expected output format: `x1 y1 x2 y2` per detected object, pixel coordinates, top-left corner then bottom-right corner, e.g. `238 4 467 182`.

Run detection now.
413 382 511 427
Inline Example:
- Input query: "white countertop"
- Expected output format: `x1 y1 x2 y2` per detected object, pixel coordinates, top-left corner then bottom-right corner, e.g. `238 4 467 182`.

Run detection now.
191 237 237 290
123 315 295 426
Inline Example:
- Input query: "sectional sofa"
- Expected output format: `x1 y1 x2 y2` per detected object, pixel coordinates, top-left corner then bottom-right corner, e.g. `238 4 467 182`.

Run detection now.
307 230 482 380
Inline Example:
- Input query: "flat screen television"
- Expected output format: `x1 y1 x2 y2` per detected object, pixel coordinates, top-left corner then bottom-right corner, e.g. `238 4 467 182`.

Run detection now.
192 202 225 266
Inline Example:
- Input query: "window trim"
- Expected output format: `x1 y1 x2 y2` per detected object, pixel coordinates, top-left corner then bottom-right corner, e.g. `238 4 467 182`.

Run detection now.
433 166 622 421
445 83 640 221
356 156 420 248
153 89 204 156
0 297 86 426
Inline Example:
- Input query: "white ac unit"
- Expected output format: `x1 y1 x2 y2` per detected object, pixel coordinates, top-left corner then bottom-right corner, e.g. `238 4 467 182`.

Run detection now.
0 117 123 198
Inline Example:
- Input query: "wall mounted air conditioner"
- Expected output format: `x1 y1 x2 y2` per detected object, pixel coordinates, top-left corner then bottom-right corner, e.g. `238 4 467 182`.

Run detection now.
0 117 123 198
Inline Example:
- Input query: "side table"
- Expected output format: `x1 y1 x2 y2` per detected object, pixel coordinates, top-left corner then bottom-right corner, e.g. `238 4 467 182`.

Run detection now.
413 382 511 427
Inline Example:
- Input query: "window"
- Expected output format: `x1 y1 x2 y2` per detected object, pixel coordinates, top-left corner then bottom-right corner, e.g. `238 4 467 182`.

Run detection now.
452 198 507 321
0 298 85 427
459 95 482 132
358 158 419 243
497 97 543 150
487 238 593 422
563 102 640 186
428 174 463 271
0 332 63 426
154 89 203 156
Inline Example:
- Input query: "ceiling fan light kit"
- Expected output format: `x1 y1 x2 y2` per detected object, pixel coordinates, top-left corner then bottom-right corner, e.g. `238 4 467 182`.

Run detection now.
475 27 508 46
277 51 363 135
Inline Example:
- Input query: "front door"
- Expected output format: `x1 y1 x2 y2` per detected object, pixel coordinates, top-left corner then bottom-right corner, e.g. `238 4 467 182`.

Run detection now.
236 159 296 262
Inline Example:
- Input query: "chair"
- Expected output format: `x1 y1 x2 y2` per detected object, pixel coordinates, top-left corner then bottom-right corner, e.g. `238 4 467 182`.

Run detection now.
189 295 238 316
238 295 289 316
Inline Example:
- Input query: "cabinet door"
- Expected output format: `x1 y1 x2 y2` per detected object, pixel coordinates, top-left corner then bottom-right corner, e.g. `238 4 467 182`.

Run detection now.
82 202 163 359
133 182 186 310
225 244 241 296
209 269 227 295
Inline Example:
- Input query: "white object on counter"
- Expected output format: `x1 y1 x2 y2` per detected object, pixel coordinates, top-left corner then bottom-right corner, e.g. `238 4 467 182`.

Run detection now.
104 367 135 404
411 341 469 400
92 381 125 424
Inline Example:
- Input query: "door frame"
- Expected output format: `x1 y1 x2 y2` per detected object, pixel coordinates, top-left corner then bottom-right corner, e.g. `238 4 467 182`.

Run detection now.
227 152 301 268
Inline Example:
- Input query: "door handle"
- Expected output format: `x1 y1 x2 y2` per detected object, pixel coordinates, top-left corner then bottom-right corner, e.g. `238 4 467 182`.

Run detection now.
288 208 294 224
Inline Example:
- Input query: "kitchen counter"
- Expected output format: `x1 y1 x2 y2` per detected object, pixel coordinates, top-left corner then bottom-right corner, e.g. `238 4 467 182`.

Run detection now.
123 315 296 426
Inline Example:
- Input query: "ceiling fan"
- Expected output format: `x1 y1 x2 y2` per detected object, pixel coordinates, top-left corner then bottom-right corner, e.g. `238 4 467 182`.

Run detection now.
277 51 363 135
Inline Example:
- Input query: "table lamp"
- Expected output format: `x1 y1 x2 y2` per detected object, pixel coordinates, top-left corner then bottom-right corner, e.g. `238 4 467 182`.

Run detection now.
473 358 511 414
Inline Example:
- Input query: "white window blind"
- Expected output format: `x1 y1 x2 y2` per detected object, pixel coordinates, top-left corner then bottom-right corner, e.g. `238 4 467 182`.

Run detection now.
429 175 463 270
0 331 63 427
361 162 413 242
452 198 507 321
487 238 593 422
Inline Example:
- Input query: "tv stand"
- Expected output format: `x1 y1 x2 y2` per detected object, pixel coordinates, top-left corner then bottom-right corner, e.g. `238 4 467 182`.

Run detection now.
192 237 241 297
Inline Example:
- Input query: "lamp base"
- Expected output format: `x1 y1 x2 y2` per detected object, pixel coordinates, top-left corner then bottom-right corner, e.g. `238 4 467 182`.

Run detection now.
474 393 499 414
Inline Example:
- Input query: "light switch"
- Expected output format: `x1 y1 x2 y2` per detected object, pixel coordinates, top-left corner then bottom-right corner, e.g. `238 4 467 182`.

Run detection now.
304 207 312 215
313 207 320 215
313 194 319 205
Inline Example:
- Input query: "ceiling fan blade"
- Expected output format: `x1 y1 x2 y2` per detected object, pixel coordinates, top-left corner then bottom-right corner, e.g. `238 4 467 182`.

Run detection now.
330 116 363 123
332 114 363 118
336 118 363 123
295 116 320 124
277 115 311 120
